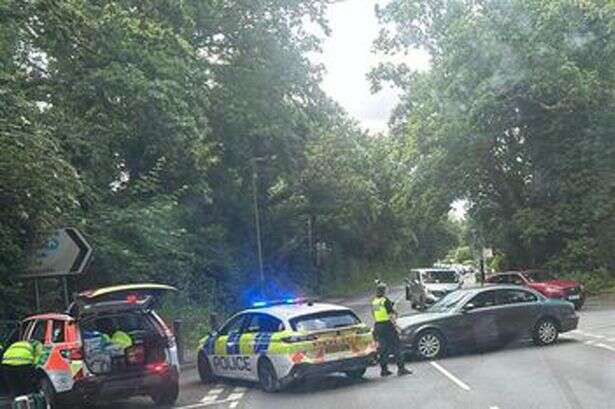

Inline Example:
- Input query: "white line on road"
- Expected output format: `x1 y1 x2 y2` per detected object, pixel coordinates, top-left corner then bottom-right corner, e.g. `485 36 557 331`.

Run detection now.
229 402 239 409
208 388 224 395
489 406 500 409
227 392 245 401
200 395 219 403
430 361 471 391
176 398 235 409
594 343 615 352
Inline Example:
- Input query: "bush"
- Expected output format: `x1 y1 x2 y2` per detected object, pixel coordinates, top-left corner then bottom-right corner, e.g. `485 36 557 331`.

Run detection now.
564 268 615 295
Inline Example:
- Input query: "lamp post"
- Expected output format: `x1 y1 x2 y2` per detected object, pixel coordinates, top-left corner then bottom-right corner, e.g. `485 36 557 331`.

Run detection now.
252 157 266 294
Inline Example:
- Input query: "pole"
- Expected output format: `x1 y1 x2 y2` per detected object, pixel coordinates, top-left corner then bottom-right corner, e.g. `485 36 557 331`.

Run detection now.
34 279 40 311
62 276 70 308
480 256 485 286
252 159 265 295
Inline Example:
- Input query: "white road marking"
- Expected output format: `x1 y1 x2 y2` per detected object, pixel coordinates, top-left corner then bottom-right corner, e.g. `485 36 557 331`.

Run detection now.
229 402 239 409
200 395 219 403
176 398 235 409
594 343 615 352
489 406 500 409
585 340 596 346
227 392 245 401
430 361 471 391
208 388 224 395
233 387 247 392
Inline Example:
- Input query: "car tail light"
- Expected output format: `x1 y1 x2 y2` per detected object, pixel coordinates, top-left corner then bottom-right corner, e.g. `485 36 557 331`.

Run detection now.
281 334 318 343
356 326 371 334
146 362 170 374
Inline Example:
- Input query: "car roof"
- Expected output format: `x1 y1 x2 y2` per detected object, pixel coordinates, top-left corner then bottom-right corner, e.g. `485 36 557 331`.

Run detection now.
24 313 74 322
242 302 351 321
461 284 539 293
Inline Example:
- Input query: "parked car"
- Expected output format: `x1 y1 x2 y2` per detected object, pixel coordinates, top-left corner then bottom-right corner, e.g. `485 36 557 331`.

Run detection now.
397 285 579 359
405 268 462 310
16 284 179 408
486 270 585 309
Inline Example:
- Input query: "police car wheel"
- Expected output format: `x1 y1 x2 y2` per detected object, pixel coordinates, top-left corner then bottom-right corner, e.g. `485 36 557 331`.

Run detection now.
39 377 56 409
344 367 367 379
198 352 216 383
257 359 279 393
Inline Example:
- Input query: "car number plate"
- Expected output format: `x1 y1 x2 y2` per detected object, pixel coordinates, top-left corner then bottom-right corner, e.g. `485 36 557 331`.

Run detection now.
568 295 581 300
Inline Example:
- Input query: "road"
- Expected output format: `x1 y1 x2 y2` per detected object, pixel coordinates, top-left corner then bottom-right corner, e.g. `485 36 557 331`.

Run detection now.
5 284 615 409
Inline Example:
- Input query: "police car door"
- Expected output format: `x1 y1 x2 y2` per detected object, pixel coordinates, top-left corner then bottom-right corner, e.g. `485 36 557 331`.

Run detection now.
241 313 285 382
209 314 250 379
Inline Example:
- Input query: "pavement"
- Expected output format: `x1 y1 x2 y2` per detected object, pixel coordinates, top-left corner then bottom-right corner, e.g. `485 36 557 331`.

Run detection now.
4 280 615 409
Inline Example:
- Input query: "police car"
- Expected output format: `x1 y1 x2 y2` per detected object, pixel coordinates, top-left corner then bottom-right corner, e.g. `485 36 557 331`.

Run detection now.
197 299 377 392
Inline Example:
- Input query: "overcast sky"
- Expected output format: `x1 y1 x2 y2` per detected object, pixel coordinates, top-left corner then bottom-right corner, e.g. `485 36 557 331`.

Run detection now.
315 0 431 134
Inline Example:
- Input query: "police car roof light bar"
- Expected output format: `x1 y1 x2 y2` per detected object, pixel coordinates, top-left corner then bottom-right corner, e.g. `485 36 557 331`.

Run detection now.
250 297 317 309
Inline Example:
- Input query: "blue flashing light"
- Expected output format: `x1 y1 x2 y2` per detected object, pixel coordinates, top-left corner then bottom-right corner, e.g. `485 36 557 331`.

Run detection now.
285 298 295 304
252 301 268 308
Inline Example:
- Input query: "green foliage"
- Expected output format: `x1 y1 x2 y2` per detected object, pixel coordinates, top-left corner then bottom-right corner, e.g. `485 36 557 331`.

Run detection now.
374 0 615 281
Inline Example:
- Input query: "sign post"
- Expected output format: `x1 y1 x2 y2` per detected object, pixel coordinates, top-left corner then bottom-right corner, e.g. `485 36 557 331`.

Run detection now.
21 228 92 308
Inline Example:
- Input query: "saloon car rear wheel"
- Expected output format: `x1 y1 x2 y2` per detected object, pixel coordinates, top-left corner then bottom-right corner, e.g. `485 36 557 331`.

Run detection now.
415 330 445 359
258 359 280 393
533 318 559 346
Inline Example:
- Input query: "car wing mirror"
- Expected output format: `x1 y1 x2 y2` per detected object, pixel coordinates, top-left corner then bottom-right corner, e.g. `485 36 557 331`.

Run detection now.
462 303 476 313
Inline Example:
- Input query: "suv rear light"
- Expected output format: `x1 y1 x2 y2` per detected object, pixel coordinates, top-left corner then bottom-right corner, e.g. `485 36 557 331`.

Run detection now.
281 334 318 343
146 362 170 374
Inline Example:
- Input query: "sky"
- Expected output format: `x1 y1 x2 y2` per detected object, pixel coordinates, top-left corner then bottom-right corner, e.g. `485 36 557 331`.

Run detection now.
314 1 467 219
315 0 431 134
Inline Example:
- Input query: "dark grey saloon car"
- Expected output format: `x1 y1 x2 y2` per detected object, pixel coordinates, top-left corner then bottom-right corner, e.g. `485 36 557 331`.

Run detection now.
397 285 579 359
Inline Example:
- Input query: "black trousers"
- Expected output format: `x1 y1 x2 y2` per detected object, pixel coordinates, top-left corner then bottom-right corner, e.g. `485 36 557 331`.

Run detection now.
2 364 37 397
374 322 405 370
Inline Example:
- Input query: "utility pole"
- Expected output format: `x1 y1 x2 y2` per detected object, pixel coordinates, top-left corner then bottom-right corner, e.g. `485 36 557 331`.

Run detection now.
252 158 265 295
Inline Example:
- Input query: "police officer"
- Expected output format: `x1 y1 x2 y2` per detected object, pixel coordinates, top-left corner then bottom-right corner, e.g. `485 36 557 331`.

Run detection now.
1 340 42 397
372 281 410 377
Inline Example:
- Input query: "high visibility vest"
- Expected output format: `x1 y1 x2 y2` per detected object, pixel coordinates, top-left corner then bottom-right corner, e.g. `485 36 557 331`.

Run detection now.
2 341 35 366
111 331 133 350
372 297 391 322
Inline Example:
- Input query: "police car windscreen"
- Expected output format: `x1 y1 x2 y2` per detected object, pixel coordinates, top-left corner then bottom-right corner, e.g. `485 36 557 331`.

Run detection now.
290 310 361 332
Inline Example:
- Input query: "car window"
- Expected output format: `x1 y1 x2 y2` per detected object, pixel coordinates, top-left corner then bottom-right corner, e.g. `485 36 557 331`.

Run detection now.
218 314 246 336
497 289 537 305
29 320 47 343
51 320 65 343
244 314 284 333
290 310 360 332
510 274 525 285
467 291 497 309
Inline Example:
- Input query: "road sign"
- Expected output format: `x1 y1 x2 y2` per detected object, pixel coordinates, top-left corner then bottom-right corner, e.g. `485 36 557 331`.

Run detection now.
22 228 92 279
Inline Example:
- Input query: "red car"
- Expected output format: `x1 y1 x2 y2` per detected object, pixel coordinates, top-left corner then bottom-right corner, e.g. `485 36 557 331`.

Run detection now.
486 270 585 310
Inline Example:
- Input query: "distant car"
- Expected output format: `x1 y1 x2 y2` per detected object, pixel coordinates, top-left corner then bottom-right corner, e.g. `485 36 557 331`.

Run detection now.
397 285 579 359
197 299 376 392
486 270 585 310
18 284 179 408
405 268 462 310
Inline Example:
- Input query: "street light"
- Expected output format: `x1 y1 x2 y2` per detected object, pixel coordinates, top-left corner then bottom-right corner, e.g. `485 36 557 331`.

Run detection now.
252 157 266 295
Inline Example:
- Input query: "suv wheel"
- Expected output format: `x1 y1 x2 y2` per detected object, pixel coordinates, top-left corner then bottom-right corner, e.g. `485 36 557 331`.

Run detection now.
40 377 56 409
150 379 179 407
533 318 559 346
258 359 280 392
